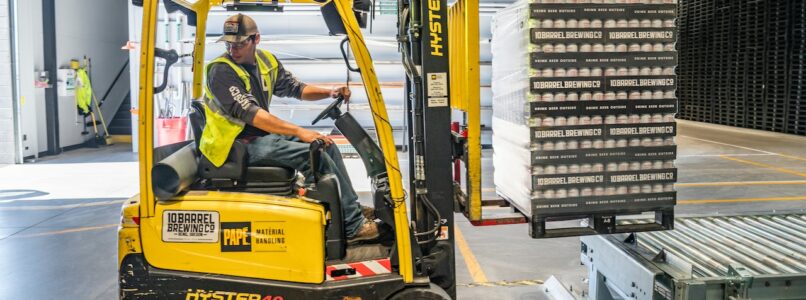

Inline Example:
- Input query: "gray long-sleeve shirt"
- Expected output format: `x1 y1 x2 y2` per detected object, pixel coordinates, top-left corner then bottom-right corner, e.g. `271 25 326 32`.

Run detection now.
207 54 306 137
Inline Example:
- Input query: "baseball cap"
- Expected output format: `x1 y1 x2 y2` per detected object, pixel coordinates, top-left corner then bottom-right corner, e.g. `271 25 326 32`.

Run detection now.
217 13 259 43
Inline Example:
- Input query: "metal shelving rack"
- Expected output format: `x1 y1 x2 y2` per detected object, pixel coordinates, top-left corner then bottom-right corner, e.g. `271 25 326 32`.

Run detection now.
789 0 806 135
677 0 806 136
763 0 789 133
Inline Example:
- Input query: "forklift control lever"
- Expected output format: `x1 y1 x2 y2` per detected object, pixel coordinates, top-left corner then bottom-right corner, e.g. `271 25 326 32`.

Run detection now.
309 139 326 183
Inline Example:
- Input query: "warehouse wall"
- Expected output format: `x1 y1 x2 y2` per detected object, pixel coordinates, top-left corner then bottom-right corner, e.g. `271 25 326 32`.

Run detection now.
0 0 15 164
2 0 129 159
54 0 129 148
15 0 44 158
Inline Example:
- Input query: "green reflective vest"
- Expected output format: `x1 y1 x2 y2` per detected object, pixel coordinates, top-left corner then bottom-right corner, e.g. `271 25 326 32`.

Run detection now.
201 49 279 167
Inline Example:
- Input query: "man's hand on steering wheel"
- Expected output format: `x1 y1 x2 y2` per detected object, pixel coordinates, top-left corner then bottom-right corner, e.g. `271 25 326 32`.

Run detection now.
297 127 333 146
330 86 351 102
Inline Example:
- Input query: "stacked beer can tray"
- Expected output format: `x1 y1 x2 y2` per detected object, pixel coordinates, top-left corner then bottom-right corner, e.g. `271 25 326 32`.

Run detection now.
491 0 678 238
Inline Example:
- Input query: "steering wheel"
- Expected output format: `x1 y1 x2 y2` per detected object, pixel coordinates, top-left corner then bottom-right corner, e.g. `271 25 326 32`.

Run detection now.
311 96 345 125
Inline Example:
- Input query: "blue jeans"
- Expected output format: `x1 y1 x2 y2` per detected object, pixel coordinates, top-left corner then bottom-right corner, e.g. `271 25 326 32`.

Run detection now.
245 134 363 237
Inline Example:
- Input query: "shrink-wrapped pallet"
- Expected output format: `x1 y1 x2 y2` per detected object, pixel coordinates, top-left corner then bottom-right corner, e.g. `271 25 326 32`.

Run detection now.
491 0 679 236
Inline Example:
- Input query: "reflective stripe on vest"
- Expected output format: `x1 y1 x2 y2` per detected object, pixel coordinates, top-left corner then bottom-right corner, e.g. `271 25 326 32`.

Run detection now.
200 49 279 167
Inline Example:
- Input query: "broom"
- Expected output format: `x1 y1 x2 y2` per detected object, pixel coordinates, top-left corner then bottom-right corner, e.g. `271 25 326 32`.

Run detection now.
87 57 113 145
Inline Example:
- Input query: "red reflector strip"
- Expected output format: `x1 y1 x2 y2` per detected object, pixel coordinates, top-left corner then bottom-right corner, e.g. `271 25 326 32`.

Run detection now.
132 217 140 225
326 258 392 281
469 217 528 226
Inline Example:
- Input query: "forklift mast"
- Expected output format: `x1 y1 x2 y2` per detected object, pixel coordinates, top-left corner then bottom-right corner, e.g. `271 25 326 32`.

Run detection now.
398 0 457 296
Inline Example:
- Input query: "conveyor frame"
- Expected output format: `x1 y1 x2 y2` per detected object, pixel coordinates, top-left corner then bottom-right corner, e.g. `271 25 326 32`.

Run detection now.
581 214 806 300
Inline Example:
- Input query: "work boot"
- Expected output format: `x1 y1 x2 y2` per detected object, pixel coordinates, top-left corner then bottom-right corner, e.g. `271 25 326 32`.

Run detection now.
360 205 376 220
348 218 380 244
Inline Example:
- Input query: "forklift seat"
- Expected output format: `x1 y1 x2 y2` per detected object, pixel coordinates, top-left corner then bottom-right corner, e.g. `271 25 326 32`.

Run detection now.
188 101 297 194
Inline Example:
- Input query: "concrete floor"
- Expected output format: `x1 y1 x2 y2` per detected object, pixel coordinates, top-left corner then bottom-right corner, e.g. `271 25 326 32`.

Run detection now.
1 120 805 299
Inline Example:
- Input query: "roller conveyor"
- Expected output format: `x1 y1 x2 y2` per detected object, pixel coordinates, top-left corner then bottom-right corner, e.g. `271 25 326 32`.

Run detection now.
580 214 806 299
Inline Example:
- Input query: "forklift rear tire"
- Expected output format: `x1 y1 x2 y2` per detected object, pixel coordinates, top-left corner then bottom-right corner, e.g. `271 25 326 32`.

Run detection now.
388 284 451 300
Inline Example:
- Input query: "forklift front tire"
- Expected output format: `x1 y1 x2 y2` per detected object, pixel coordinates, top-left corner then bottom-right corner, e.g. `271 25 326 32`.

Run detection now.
387 284 451 300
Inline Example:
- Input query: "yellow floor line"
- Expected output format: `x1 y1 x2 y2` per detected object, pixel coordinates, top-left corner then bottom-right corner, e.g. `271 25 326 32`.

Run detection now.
454 226 489 283
109 135 133 144
677 180 806 187
719 155 806 177
680 196 806 205
777 153 806 163
13 223 118 238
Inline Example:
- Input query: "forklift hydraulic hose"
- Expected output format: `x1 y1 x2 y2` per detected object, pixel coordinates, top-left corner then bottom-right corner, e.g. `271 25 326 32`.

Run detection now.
414 193 442 244
152 144 198 199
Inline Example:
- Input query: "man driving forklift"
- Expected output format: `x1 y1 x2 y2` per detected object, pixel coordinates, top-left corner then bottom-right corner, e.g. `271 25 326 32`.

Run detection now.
202 13 379 243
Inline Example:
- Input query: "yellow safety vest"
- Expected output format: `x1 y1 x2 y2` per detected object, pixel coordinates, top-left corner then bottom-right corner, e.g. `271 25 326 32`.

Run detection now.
75 68 93 115
201 49 279 167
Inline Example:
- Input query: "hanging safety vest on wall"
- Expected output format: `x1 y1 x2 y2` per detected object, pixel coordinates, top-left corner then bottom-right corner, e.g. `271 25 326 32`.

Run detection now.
75 68 93 116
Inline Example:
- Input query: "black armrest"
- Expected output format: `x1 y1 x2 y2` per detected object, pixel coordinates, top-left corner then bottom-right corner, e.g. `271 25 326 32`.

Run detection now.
198 141 248 181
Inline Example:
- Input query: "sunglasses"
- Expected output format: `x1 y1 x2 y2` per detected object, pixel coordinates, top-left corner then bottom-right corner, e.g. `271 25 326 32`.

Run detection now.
225 35 255 51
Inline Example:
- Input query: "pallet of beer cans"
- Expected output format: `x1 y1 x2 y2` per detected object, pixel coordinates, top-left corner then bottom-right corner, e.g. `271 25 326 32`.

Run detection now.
491 0 678 238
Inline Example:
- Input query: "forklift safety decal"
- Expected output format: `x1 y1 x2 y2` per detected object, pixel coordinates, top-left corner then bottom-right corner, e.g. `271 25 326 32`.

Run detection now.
219 222 288 252
427 73 448 97
221 222 252 252
253 221 287 252
162 210 219 243
326 258 392 281
184 289 284 300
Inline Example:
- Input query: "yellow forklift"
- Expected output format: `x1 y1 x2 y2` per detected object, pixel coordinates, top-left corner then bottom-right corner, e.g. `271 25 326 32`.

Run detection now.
118 0 472 298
